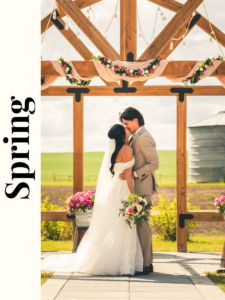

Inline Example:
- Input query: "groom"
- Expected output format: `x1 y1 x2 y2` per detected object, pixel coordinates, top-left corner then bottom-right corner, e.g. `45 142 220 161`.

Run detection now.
119 107 159 275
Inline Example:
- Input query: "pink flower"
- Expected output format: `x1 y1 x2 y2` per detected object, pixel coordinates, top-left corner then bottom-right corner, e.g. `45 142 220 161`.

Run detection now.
70 202 75 207
136 200 140 204
150 69 153 73
62 64 67 70
128 208 134 214
152 65 157 69
114 67 118 71
104 58 107 62
68 74 73 79
76 203 80 207
214 54 220 60
205 64 209 69
126 70 130 75
138 70 142 74
125 211 128 215
159 57 162 61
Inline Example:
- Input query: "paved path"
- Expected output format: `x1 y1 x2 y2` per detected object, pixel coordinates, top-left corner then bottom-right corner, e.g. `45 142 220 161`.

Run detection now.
41 252 225 300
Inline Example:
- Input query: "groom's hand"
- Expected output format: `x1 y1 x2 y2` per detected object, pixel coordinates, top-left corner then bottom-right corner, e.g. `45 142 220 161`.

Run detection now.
119 171 135 180
119 171 126 180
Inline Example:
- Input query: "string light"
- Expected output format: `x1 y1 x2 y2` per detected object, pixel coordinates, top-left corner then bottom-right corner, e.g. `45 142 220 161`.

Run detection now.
209 36 213 45
137 5 167 45
169 41 173 50
114 12 117 21
65 16 69 31
183 39 186 49
52 10 57 20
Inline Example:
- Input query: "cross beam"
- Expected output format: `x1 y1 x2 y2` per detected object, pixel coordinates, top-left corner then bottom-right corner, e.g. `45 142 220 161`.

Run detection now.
41 60 225 77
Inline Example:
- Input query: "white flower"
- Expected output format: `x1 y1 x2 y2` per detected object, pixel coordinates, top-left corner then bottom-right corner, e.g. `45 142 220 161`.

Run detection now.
124 196 128 201
111 67 114 71
145 70 149 74
200 67 204 71
153 65 157 69
107 59 111 63
130 69 134 73
196 68 199 71
66 67 70 72
59 60 62 65
138 197 142 201
137 205 142 212
107 64 110 68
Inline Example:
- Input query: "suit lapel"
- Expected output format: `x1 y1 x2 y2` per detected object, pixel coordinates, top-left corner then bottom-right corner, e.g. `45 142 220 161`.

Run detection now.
131 127 146 147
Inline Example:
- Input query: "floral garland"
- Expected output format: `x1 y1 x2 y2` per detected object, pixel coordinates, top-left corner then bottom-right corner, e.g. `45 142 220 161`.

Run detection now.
91 54 162 78
58 57 92 86
41 76 45 85
182 54 224 87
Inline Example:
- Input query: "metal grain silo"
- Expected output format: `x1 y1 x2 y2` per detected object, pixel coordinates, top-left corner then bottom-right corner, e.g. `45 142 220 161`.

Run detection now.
188 111 225 182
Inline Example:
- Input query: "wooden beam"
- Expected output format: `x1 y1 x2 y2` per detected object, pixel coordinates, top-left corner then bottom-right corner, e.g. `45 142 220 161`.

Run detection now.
124 0 137 60
176 95 187 252
120 0 126 60
41 0 102 35
186 211 224 222
41 85 225 97
132 16 197 87
148 0 225 48
55 0 121 59
41 60 225 77
52 17 118 86
41 211 71 222
139 0 204 60
73 94 84 194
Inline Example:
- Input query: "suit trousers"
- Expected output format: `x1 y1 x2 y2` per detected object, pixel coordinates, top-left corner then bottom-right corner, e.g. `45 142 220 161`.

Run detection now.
136 194 153 267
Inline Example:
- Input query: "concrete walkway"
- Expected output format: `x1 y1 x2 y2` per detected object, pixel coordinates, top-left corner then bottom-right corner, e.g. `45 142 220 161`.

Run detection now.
41 251 225 300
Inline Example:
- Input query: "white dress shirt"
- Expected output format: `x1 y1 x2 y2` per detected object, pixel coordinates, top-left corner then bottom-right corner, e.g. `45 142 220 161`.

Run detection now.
128 126 144 177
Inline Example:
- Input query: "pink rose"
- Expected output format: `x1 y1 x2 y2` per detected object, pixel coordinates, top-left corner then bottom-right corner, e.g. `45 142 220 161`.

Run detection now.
136 200 140 204
76 203 80 207
125 211 128 215
62 64 67 70
128 208 134 214
205 64 209 69
138 70 142 74
150 69 153 73
126 70 130 75
114 67 118 71
159 57 162 60
104 58 107 62
70 202 75 207
214 54 220 60
68 74 73 79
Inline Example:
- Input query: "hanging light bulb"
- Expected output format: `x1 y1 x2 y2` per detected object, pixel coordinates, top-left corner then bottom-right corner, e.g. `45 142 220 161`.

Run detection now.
192 11 196 16
65 22 69 30
169 40 173 50
183 40 186 49
209 37 213 45
105 34 107 40
88 13 90 20
139 33 142 40
53 10 57 20
163 15 166 25
77 31 80 39
114 13 117 21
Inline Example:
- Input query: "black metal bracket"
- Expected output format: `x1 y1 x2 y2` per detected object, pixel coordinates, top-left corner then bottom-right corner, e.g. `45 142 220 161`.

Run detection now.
170 87 194 102
50 10 64 30
113 52 137 94
66 213 75 219
67 88 90 102
186 14 201 30
179 213 194 229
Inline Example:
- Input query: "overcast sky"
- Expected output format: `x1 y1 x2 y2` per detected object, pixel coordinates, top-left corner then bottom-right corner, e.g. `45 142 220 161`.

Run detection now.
41 0 225 152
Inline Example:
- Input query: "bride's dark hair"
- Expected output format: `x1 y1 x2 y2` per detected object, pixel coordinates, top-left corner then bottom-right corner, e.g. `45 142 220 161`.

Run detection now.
108 124 126 176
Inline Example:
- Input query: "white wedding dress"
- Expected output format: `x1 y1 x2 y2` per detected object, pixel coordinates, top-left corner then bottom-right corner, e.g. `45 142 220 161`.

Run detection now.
41 139 143 276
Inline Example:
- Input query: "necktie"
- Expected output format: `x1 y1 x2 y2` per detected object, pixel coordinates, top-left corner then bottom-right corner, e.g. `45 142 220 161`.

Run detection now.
129 136 133 145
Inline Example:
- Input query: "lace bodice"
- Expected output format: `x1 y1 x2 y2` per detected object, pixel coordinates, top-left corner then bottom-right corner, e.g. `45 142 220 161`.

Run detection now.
113 157 135 177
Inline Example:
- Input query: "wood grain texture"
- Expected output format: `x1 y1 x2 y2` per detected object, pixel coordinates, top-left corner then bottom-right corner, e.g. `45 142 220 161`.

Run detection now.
124 0 137 60
139 0 204 60
52 17 118 86
220 242 225 268
41 85 225 97
55 0 121 59
41 60 225 77
187 211 225 222
73 95 84 194
41 211 71 222
176 95 187 252
41 0 102 35
148 0 225 47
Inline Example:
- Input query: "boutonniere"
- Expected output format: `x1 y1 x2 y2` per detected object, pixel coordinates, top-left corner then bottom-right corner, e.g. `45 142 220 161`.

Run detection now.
132 132 136 137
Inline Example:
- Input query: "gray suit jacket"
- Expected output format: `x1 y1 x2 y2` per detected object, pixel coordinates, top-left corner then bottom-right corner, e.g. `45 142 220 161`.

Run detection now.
130 127 159 196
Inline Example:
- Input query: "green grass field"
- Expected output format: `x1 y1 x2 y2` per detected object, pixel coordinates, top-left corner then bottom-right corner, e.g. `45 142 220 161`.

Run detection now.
41 150 182 183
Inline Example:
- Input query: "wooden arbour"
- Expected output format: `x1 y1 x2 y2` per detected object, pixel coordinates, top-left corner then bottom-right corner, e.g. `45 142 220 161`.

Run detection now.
41 0 225 252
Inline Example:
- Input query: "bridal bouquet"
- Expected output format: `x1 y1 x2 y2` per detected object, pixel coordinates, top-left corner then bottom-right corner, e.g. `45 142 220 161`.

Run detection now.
65 190 95 216
214 193 225 216
119 194 152 229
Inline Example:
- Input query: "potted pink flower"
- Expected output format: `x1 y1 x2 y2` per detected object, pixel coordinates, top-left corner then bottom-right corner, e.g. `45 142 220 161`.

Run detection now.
65 191 95 227
214 193 225 220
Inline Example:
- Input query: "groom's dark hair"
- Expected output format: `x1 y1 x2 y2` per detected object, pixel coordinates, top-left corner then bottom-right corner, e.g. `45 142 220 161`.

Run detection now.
119 107 145 126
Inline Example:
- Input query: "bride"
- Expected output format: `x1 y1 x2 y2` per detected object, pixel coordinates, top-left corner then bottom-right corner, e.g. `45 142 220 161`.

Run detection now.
41 124 144 275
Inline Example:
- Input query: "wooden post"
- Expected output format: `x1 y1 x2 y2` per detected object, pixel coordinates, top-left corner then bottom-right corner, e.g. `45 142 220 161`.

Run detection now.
72 94 84 252
220 242 225 268
176 95 187 252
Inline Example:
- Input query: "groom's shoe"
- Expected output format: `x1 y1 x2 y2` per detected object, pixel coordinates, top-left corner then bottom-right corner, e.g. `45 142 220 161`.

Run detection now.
135 266 149 275
149 263 154 273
